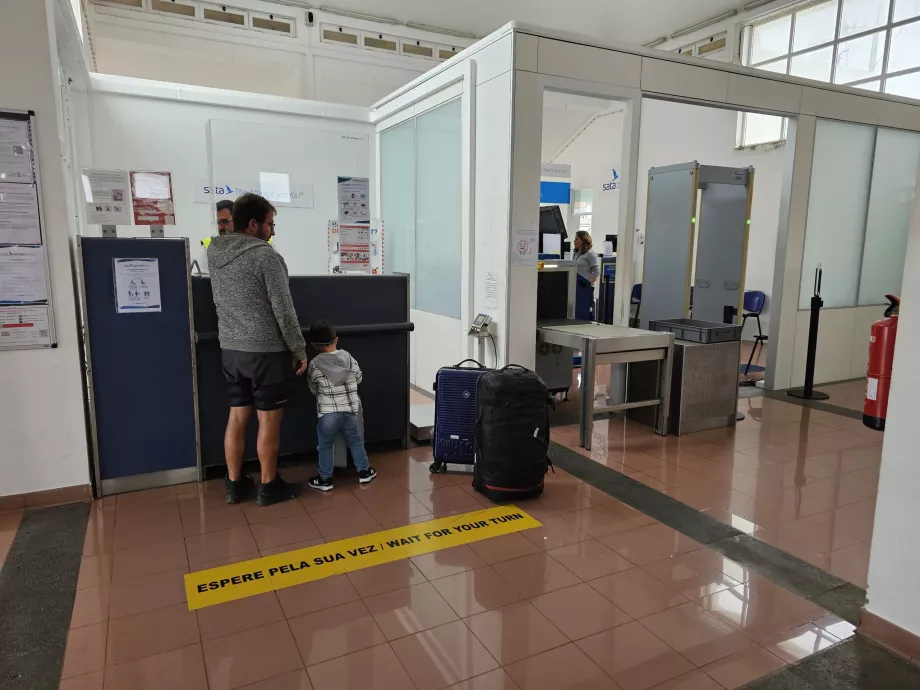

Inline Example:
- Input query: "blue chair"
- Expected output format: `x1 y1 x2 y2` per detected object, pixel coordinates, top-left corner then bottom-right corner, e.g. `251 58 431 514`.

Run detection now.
741 290 767 376
630 284 642 327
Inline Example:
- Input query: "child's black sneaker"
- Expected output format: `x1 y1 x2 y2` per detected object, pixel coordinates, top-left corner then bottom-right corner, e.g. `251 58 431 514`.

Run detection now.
256 474 301 506
308 475 334 492
358 468 377 484
225 474 255 504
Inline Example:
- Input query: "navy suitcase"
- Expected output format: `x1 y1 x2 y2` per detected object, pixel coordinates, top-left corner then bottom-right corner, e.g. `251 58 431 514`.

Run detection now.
430 360 491 473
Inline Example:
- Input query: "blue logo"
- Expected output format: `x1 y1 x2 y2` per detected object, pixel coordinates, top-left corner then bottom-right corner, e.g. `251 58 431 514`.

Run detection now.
603 169 620 192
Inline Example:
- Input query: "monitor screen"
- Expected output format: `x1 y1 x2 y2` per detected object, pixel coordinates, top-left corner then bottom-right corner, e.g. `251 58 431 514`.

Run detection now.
542 233 561 257
539 205 567 239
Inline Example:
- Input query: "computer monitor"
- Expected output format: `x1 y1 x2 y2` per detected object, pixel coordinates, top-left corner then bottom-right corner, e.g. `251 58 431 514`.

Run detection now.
539 205 567 253
542 233 561 257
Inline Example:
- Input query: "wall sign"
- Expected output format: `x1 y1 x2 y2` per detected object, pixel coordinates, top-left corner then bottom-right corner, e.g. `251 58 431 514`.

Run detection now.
541 163 572 178
114 258 162 314
337 176 370 224
82 169 132 226
602 167 621 192
131 171 175 225
195 178 315 209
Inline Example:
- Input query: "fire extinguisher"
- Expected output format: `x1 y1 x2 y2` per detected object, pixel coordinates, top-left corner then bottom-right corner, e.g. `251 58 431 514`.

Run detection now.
864 294 900 431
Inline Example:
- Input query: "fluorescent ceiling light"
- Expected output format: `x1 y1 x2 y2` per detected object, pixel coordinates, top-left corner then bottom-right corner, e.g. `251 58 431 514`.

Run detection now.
644 36 668 48
319 6 398 24
406 22 476 39
670 10 738 39
744 0 776 9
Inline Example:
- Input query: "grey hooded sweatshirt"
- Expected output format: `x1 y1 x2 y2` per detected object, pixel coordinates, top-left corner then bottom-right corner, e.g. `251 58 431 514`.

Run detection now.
207 233 307 361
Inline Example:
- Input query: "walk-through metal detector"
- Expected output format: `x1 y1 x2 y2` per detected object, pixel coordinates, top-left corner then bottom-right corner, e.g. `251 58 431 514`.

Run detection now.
641 162 754 329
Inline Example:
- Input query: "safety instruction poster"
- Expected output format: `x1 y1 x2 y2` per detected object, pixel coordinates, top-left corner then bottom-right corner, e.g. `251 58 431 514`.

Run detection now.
337 176 370 224
114 258 162 314
82 169 132 226
0 183 41 245
131 171 175 226
0 246 46 304
338 224 371 272
0 306 51 347
512 222 539 266
0 119 33 184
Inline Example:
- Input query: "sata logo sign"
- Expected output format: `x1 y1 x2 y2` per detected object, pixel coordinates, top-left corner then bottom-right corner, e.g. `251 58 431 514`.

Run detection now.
602 169 621 192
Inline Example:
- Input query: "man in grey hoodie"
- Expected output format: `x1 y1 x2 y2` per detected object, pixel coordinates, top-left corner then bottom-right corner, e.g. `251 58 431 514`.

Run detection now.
207 192 306 506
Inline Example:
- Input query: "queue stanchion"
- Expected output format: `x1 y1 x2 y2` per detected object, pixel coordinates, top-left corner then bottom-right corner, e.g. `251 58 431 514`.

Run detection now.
788 267 830 401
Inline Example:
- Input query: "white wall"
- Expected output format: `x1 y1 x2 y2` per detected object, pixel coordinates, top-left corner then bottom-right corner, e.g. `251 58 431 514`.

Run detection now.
0 0 91 497
79 76 373 275
634 98 785 340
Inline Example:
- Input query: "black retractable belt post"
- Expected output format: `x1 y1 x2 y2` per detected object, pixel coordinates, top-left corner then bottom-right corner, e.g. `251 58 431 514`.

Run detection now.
788 267 830 401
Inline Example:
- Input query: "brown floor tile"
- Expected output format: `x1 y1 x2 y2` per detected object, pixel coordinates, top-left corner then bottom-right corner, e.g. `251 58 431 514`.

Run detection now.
390 620 500 690
83 511 116 557
77 554 114 591
346 559 427 597
701 646 785 689
465 601 568 664
813 613 856 640
108 567 188 619
648 671 722 689
531 582 631 639
308 504 380 538
103 644 209 690
557 506 639 538
242 499 306 525
180 505 250 537
504 643 620 689
642 525 706 555
249 515 321 552
597 528 679 566
237 669 313 689
576 621 695 690
197 591 285 641
734 579 827 622
288 600 387 666
186 527 257 566
113 510 184 552
468 533 540 565
260 538 325 558
105 603 200 666
410 544 487 580
58 670 104 690
111 539 188 581
61 622 108 679
412 486 482 514
70 585 111 629
0 510 23 546
203 620 303 690
276 574 359 619
431 566 523 618
361 492 433 524
194 550 263 571
307 643 414 690
641 554 741 601
639 602 754 668
696 587 807 642
364 581 459 640
521 515 590 551
588 568 688 620
760 623 840 664
445 669 520 689
116 486 178 506
491 552 582 598
547 538 635 581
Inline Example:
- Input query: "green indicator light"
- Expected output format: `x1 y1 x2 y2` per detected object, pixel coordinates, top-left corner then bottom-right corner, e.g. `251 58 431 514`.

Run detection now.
746 219 751 225
691 217 696 223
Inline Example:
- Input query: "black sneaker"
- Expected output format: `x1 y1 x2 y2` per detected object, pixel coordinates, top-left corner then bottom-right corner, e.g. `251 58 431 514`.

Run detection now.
358 468 377 484
308 475 334 492
256 474 302 506
225 474 255 504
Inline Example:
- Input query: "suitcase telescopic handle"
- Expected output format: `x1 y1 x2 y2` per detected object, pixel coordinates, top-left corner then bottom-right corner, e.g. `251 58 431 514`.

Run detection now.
455 359 486 369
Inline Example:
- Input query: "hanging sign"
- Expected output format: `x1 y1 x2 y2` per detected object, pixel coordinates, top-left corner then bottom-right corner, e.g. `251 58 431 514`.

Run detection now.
130 171 175 225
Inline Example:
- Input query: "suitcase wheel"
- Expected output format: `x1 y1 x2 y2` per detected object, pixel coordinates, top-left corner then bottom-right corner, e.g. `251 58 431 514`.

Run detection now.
429 461 446 474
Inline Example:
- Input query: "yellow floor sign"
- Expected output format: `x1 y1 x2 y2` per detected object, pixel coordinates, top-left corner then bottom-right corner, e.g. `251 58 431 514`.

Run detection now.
185 504 541 610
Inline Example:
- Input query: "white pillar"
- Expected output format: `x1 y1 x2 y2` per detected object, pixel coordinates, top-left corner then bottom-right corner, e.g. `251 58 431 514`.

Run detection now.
0 0 90 498
862 163 920 645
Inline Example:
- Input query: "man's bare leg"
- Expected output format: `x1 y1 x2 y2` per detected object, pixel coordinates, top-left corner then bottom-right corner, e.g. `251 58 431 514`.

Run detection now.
225 405 253 481
256 408 284 484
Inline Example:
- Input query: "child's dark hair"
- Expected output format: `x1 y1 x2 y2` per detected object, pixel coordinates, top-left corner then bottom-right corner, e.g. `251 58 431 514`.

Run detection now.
309 320 336 346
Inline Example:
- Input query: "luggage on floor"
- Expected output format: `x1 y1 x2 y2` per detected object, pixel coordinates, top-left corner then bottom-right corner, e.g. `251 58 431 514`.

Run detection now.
473 365 552 501
430 360 491 473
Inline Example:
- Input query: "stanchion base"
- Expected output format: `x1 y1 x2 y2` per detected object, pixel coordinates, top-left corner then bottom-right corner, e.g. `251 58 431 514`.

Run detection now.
787 388 830 401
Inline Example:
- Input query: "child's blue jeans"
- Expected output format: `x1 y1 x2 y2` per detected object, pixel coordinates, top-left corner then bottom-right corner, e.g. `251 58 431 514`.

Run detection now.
316 412 370 479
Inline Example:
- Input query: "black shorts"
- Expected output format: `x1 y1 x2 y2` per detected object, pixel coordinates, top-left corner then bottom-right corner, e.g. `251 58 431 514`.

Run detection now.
221 350 296 411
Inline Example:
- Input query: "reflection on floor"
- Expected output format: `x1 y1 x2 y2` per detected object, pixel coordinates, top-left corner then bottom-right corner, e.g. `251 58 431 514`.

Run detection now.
816 379 868 413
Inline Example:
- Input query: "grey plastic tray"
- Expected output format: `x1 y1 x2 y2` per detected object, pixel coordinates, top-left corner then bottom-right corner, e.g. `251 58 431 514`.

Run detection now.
648 318 742 344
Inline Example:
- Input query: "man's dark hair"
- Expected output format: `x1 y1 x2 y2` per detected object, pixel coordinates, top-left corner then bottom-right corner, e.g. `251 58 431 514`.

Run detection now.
216 199 234 213
309 320 336 345
232 193 276 232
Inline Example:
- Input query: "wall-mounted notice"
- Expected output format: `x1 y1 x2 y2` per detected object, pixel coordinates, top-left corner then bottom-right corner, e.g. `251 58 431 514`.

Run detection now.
0 306 51 347
512 223 538 266
82 169 132 225
337 176 370 224
0 120 33 184
484 271 499 310
131 171 175 225
0 182 41 244
0 246 47 304
114 258 162 314
339 224 371 273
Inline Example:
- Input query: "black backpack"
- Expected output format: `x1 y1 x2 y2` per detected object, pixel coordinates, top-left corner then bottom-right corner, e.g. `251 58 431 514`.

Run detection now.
473 365 552 501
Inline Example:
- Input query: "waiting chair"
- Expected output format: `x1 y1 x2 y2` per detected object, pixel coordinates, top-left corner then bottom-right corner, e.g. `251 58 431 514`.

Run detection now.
629 284 642 327
741 290 767 377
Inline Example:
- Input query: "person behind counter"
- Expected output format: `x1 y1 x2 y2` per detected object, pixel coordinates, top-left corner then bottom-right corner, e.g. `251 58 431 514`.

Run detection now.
203 200 273 249
207 192 306 507
573 230 600 285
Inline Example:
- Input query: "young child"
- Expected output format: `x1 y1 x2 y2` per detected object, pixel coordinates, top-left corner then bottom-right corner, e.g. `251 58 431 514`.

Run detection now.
306 320 376 491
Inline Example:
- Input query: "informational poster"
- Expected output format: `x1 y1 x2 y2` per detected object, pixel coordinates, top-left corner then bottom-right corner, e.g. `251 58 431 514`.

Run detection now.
130 171 175 225
0 119 33 184
82 169 132 225
512 222 538 266
0 306 51 347
0 246 47 304
0 182 41 244
484 271 499 310
338 224 371 272
337 176 370 224
114 258 162 313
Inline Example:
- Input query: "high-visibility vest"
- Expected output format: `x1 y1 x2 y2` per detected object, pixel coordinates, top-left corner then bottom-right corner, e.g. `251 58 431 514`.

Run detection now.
201 236 272 247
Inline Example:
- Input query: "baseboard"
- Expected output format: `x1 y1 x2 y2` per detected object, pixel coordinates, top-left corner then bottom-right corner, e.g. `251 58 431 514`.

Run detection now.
860 608 920 664
0 484 92 514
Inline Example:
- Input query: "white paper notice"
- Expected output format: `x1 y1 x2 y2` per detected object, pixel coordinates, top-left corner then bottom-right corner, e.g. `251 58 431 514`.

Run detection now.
0 305 51 347
0 120 33 184
0 183 41 244
0 246 46 304
512 223 539 266
82 169 132 225
337 176 370 224
485 271 499 310
339 224 371 273
114 258 162 314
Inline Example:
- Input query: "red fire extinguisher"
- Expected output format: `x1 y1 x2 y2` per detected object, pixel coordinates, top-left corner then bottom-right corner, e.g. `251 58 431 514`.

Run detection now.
864 294 900 431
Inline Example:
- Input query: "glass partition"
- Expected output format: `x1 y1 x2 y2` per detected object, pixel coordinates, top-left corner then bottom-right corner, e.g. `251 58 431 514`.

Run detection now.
380 119 417 305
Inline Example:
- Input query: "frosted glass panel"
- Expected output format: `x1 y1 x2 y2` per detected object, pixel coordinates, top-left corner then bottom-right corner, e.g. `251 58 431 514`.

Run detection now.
858 128 920 305
380 119 416 306
799 120 876 309
793 0 838 51
840 0 891 37
415 99 462 319
887 20 920 73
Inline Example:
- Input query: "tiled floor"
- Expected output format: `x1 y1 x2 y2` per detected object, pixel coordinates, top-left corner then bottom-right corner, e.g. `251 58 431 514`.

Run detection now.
55 441 863 690
815 379 867 413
